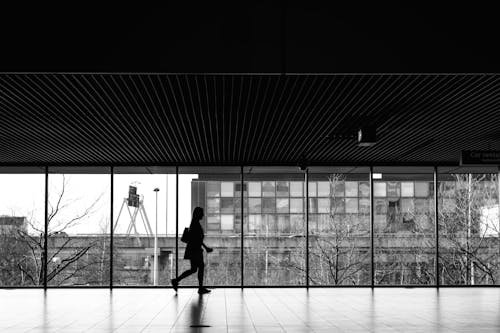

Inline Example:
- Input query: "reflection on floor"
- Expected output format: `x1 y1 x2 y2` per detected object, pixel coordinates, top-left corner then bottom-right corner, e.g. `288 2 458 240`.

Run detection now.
0 288 499 332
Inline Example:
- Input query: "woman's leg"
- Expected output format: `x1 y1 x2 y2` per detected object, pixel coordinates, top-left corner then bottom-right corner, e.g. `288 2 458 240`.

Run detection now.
176 260 198 282
197 261 205 287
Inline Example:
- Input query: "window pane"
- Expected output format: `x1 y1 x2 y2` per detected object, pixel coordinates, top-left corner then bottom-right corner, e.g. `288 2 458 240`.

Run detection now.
249 198 261 213
374 182 386 197
244 168 305 286
207 181 220 196
235 182 247 197
318 182 330 196
276 198 289 213
309 170 370 286
290 198 303 213
308 182 317 197
345 198 358 213
262 181 275 196
359 181 370 197
290 182 303 197
345 181 358 197
317 198 330 213
221 182 234 197
262 198 276 213
415 182 429 197
401 182 414 197
0 171 45 287
374 169 435 286
49 172 111 286
248 182 261 197
309 198 318 214
387 182 400 197
359 198 370 214
276 181 289 197
220 197 234 213
207 198 220 213
221 215 234 231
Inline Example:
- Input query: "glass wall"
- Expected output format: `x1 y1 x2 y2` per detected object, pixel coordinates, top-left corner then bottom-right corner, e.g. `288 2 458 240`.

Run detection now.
243 167 306 285
178 167 241 286
47 167 110 286
113 167 176 286
438 167 500 285
373 167 435 285
1 165 499 288
308 167 370 285
0 167 45 287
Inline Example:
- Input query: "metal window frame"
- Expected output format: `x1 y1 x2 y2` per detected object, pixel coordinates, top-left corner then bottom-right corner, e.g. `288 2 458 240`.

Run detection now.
1 163 499 289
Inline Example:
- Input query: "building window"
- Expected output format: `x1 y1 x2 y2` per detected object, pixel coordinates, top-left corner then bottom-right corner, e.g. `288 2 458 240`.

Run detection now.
359 181 370 197
276 198 289 213
207 181 220 196
248 182 261 197
317 181 330 196
262 181 275 196
308 182 317 197
262 198 276 213
249 198 261 213
345 181 358 197
374 182 387 197
207 198 220 213
415 182 429 197
387 181 400 197
276 181 289 197
290 198 303 213
220 197 234 213
318 198 330 213
345 198 358 213
334 181 345 197
401 182 414 197
221 215 234 231
221 182 234 197
290 181 303 197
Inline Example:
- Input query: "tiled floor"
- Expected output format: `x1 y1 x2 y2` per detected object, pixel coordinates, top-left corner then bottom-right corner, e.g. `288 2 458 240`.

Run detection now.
0 288 498 332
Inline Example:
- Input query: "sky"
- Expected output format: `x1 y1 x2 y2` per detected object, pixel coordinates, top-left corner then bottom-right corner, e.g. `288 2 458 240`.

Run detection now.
0 173 197 236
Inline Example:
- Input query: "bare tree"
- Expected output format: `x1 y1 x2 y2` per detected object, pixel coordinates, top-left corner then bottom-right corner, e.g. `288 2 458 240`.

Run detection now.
6 175 110 286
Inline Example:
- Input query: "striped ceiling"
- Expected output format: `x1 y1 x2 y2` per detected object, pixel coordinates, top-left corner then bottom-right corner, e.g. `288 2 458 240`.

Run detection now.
0 74 499 166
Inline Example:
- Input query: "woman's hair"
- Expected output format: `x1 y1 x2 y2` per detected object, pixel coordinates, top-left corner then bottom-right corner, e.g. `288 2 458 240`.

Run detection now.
190 207 204 227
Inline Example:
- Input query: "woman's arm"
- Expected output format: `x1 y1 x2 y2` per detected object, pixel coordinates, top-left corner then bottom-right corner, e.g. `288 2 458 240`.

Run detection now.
202 242 213 253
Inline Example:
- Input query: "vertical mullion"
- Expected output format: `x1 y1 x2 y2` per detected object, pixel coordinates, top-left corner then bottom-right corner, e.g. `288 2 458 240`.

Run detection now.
241 166 244 288
370 166 374 288
110 166 114 289
44 166 48 289
434 166 439 287
305 168 309 288
175 166 179 279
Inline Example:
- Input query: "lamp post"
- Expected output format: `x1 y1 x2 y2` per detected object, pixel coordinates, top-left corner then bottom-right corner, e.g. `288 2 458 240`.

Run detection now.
153 188 160 286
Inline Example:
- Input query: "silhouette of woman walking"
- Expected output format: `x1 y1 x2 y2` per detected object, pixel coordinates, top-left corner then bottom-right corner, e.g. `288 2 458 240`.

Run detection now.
171 207 213 294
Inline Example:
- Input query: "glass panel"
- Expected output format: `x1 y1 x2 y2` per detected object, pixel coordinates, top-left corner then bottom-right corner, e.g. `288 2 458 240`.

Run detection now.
0 168 45 287
290 182 303 197
244 167 305 285
220 182 234 197
308 168 370 286
249 198 262 213
438 170 499 285
415 182 429 197
207 182 220 196
373 167 435 286
248 182 261 197
374 182 387 197
318 198 330 213
345 181 358 197
178 167 241 286
207 198 220 214
290 198 303 213
317 182 330 197
308 182 317 197
113 167 175 286
276 181 289 197
48 170 111 286
401 182 414 197
220 198 234 213
262 181 275 197
359 181 370 197
276 198 289 214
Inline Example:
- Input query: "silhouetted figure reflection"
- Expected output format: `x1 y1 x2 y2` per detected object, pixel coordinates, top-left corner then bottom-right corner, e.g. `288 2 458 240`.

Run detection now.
171 207 213 294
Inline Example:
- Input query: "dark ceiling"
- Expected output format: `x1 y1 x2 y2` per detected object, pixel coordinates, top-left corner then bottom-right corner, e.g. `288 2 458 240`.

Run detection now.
1 3 500 73
0 74 499 166
1 4 500 166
